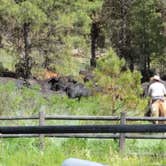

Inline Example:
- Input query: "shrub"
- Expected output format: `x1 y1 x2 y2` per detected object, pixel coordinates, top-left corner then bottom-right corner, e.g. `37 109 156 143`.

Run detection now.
90 48 147 115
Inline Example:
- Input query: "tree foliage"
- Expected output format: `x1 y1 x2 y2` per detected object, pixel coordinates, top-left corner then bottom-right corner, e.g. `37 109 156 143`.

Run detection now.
91 48 146 114
101 0 166 77
0 0 103 76
1 0 166 119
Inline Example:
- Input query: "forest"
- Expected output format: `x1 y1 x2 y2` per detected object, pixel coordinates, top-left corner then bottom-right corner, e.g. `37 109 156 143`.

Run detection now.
0 0 166 166
0 0 166 79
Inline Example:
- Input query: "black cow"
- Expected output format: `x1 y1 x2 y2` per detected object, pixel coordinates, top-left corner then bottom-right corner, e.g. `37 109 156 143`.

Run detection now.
66 83 91 100
48 76 77 91
48 76 91 100
79 70 94 82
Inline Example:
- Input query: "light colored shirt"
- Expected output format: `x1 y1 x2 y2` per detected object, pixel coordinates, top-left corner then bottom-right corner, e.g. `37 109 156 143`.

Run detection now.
148 82 166 98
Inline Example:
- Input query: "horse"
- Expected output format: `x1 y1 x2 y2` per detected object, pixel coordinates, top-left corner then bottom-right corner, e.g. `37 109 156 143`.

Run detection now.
150 99 166 124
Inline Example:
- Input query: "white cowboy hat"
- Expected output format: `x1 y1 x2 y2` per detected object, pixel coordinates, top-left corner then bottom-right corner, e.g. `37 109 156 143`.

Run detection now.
152 75 161 81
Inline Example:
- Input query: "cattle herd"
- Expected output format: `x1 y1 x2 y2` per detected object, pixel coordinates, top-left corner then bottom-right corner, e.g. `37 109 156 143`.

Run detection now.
0 67 95 100
0 68 166 100
47 76 92 100
13 70 94 100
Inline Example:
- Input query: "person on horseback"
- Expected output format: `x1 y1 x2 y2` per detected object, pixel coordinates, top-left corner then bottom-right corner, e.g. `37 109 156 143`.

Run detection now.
148 75 166 102
147 75 166 121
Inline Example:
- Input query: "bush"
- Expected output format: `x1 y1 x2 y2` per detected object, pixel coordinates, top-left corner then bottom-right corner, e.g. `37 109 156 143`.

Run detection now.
90 48 147 115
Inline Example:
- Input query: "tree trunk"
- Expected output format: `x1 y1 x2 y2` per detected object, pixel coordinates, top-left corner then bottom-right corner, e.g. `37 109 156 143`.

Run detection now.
23 22 31 78
90 21 99 68
0 35 3 48
120 0 127 57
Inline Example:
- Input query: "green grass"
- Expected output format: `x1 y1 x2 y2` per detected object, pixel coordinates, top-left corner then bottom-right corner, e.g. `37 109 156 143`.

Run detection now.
0 79 165 166
0 138 166 166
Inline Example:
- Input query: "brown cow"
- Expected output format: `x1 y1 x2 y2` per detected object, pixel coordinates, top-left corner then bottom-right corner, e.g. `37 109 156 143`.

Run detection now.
44 69 58 80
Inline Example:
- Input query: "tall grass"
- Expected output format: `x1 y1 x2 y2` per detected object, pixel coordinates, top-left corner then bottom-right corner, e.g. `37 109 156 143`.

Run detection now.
0 138 166 166
0 68 164 165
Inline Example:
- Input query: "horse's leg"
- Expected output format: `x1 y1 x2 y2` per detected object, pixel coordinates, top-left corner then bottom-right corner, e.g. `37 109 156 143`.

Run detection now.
164 102 166 124
151 102 159 124
159 101 166 124
159 101 166 137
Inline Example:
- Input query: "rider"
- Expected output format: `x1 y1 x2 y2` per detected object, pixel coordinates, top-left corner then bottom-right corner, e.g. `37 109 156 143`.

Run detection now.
148 75 166 104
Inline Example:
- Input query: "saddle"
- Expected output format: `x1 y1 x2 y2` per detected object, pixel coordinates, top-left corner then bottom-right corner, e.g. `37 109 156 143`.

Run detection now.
151 98 165 104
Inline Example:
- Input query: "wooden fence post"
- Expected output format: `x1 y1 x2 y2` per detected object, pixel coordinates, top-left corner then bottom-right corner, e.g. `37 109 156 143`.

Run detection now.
119 112 126 154
39 111 45 151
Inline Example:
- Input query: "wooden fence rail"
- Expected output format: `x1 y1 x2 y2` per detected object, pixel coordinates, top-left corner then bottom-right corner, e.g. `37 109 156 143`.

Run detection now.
0 115 166 121
1 133 166 139
0 111 166 152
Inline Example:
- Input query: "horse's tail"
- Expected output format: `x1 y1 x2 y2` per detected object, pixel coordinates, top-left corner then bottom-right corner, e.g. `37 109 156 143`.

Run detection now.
159 101 166 124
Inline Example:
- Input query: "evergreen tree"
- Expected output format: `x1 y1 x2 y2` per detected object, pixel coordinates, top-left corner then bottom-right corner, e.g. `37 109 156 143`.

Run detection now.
101 0 133 69
131 0 165 77
0 0 47 78
101 0 165 78
31 0 103 71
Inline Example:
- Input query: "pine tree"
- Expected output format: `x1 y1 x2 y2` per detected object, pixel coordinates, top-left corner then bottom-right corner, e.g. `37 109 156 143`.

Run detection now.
101 0 165 78
101 0 133 69
0 0 47 78
131 0 165 79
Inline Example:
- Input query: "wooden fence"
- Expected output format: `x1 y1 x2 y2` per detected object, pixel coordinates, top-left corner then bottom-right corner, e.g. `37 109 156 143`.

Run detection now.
0 111 166 153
